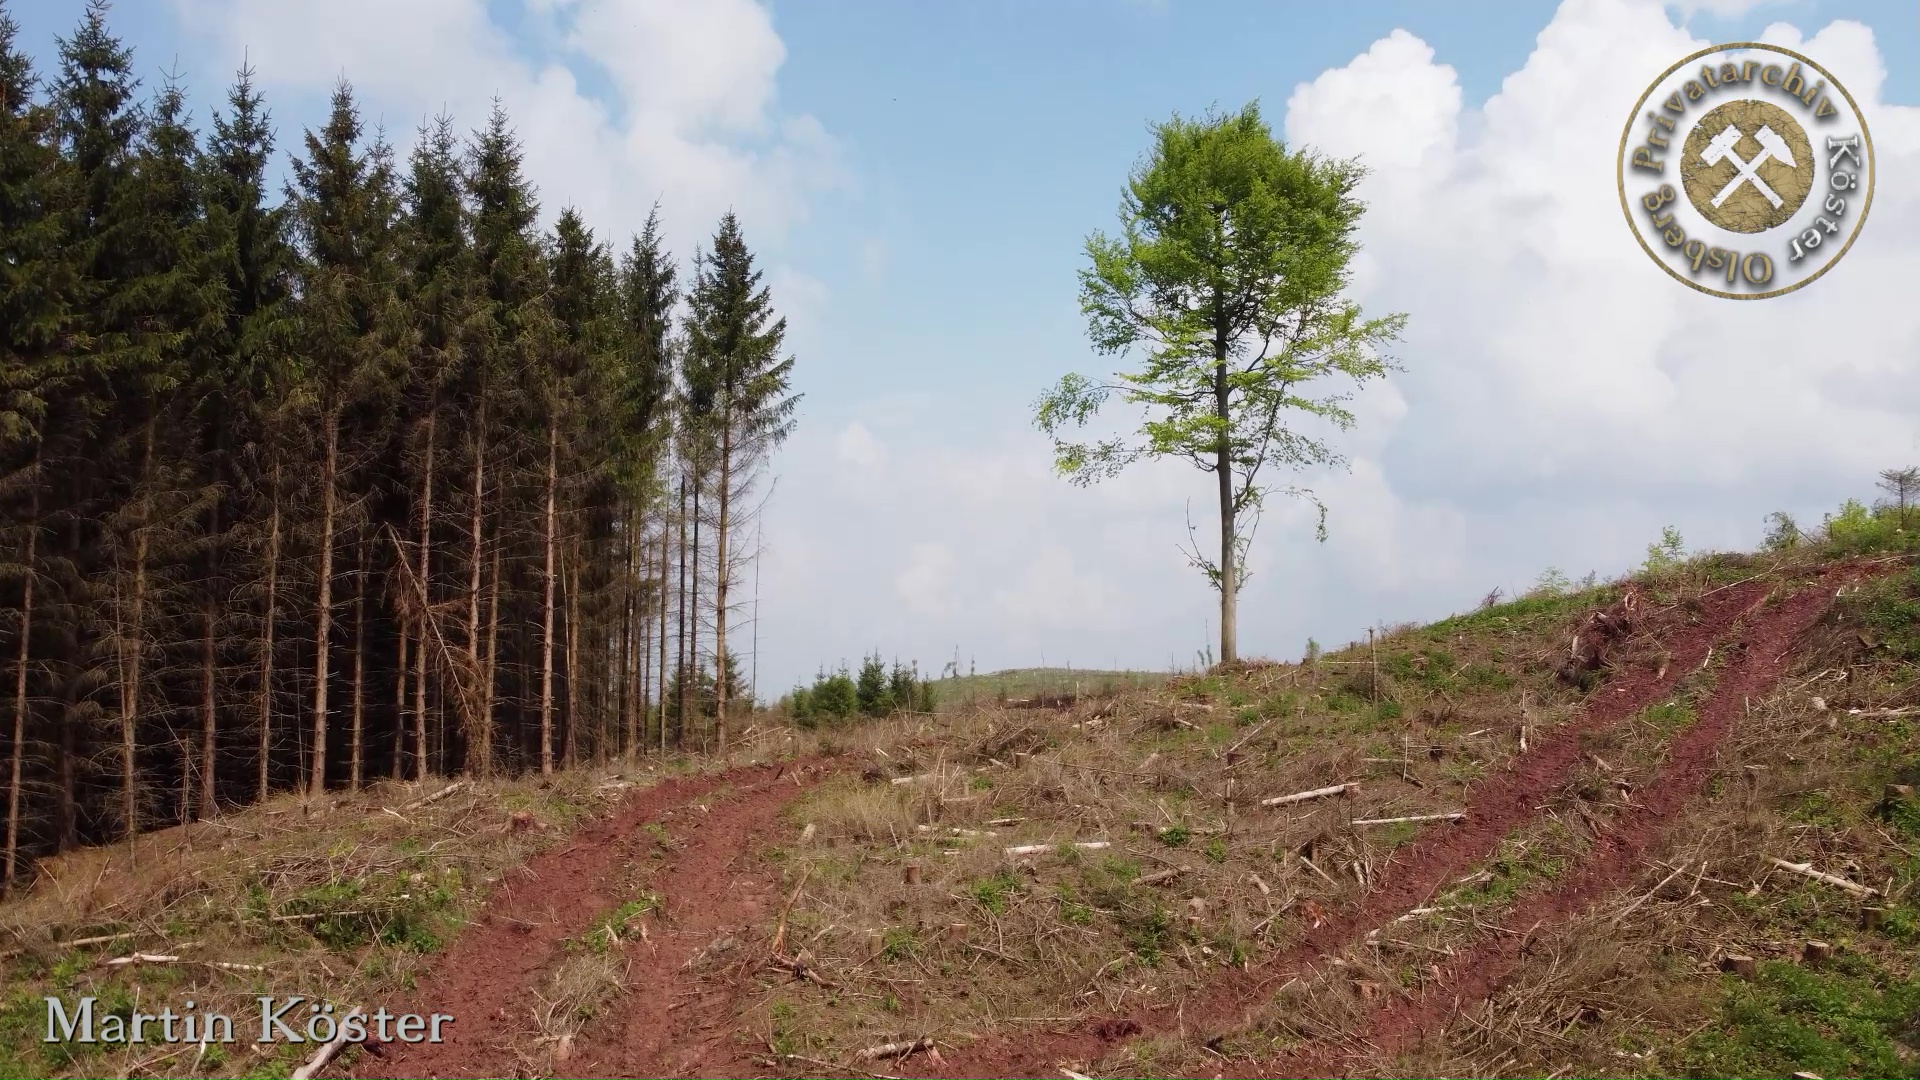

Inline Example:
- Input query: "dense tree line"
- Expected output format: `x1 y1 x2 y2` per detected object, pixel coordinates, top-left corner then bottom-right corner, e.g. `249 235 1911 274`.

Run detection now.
0 2 797 890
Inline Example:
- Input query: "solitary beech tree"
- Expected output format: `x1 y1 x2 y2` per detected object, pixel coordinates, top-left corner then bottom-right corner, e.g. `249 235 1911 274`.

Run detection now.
1034 102 1405 664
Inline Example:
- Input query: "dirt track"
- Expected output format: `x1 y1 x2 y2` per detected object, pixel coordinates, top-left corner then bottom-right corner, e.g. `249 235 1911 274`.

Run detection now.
341 570 1862 1080
906 579 1778 1080
352 759 827 1079
1257 579 1841 1077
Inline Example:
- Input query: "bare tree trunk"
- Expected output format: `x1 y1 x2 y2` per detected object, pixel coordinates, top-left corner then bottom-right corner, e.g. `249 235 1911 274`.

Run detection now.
121 417 157 838
637 507 652 753
309 410 340 799
692 474 705 749
349 541 365 789
416 411 437 780
1213 344 1236 665
563 541 579 768
714 425 732 754
623 513 637 756
657 504 669 756
483 542 500 766
675 475 689 748
392 621 407 780
198 595 215 818
464 405 491 775
5 481 37 893
259 460 282 800
539 421 558 775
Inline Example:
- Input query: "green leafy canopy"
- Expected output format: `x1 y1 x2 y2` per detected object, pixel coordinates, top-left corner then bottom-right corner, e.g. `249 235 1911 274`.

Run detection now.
1034 101 1405 587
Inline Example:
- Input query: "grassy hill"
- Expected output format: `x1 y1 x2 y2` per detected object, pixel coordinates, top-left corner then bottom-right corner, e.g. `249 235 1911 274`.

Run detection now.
2 511 1916 1079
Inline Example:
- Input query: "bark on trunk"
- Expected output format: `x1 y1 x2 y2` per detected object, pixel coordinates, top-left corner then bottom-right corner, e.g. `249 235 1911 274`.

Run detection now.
393 621 407 780
5 484 36 892
690 474 702 749
657 504 670 755
309 410 340 799
539 421 558 775
416 411 436 780
483 542 500 765
563 542 579 768
349 541 366 790
465 405 491 775
676 476 689 748
259 461 282 800
1213 340 1237 666
714 425 732 753
121 417 157 838
199 594 216 818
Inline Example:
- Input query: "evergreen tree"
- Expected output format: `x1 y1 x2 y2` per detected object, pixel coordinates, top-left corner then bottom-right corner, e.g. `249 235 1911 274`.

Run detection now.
683 212 797 750
285 81 405 797
0 0 71 892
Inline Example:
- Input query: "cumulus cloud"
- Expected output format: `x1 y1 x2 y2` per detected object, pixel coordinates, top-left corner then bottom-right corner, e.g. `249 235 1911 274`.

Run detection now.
757 0 1919 690
171 0 846 255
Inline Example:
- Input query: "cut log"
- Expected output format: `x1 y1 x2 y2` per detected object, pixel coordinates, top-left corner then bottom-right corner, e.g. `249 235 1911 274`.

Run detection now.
404 780 468 811
1003 841 1110 857
1352 812 1464 826
1766 857 1878 898
856 1036 934 1062
1719 953 1757 979
291 1006 365 1079
1260 782 1357 808
1803 940 1832 963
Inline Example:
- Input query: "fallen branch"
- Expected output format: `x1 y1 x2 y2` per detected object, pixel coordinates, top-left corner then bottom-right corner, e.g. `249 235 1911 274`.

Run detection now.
769 952 840 990
102 952 181 968
1004 841 1110 857
0 929 143 961
1222 717 1278 757
1766 857 1879 898
1611 861 1692 927
1352 812 1464 826
1135 866 1188 887
403 780 468 811
291 1006 364 1080
771 865 813 955
857 1037 933 1062
1261 782 1357 808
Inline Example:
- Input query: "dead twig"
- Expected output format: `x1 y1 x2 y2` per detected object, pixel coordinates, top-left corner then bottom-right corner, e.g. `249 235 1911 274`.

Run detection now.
290 1006 364 1079
1766 857 1879 898
1261 782 1357 808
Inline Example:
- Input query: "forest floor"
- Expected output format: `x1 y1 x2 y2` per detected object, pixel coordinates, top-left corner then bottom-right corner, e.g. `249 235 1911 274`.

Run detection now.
3 548 1918 1079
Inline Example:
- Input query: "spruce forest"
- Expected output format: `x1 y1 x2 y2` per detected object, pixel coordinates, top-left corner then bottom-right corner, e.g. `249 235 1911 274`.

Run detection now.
0 2 799 890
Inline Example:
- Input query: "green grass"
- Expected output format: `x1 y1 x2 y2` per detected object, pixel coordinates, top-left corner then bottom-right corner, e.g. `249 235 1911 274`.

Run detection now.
1672 957 1920 1079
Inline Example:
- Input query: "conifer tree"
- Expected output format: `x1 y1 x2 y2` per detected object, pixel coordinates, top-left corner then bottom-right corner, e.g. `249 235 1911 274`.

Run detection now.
285 82 405 797
683 212 797 750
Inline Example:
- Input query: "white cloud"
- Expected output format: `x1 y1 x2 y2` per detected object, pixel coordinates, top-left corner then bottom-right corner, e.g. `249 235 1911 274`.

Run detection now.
172 0 845 254
895 543 959 617
753 0 1920 690
834 422 885 470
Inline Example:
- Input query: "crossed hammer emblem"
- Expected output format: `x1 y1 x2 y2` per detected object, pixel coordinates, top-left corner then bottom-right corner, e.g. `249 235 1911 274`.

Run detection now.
1700 122 1798 209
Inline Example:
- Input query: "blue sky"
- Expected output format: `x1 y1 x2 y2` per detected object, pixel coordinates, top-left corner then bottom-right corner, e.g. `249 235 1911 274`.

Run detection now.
11 0 1920 693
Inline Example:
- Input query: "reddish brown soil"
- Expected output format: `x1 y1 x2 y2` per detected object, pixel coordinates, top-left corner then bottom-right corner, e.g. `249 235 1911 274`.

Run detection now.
572 766 827 1079
911 580 1775 1080
351 759 825 1079
1261 579 1842 1078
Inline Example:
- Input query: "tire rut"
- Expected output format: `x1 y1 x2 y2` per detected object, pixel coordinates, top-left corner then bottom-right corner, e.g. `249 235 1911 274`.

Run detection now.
1258 580 1841 1078
915 580 1775 1080
351 759 824 1079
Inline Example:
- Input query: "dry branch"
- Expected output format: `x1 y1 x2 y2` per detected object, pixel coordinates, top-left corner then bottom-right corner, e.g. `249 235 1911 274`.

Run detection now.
403 780 468 811
291 1006 364 1079
1261 782 1357 808
856 1037 933 1061
1004 841 1110 857
1766 857 1879 897
1352 812 1464 826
